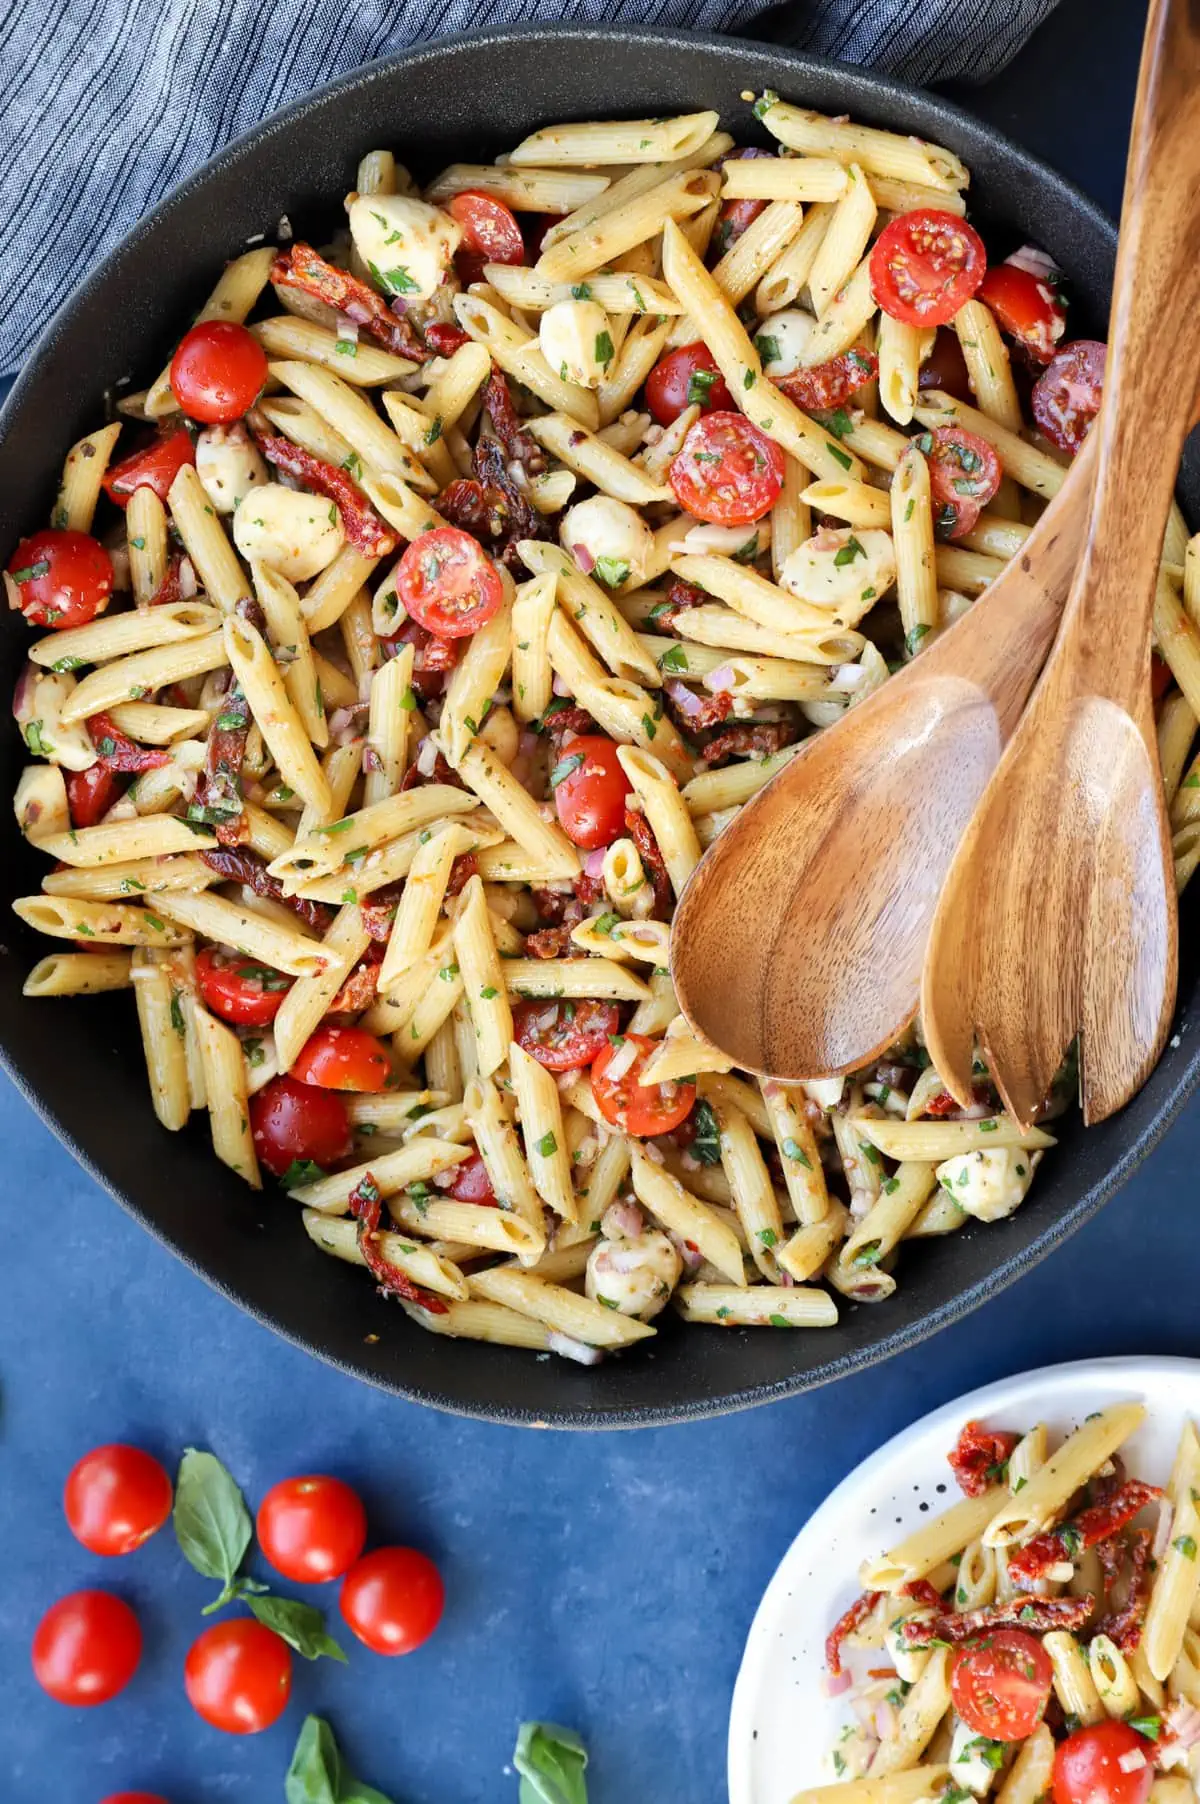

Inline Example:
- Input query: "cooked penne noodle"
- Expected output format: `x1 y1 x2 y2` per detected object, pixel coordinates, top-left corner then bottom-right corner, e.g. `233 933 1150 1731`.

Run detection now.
546 611 692 780
149 891 333 977
24 950 134 995
511 572 558 723
525 413 670 506
861 1487 1005 1590
452 294 601 429
467 1265 655 1348
30 599 221 670
193 1006 261 1188
38 816 216 867
850 1115 1056 1159
891 446 938 649
915 391 1065 499
499 957 649 1002
512 111 719 167
424 164 611 212
166 465 252 611
126 486 170 605
510 1041 576 1223
251 315 415 384
954 299 1022 431
675 1282 836 1326
302 1210 468 1301
272 903 369 1071
224 614 331 813
454 876 514 1079
13 895 189 947
53 423 123 532
131 949 191 1132
758 99 967 189
983 1402 1146 1545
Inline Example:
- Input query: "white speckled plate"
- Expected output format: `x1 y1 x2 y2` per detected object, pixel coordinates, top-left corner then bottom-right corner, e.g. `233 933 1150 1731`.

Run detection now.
728 1357 1200 1804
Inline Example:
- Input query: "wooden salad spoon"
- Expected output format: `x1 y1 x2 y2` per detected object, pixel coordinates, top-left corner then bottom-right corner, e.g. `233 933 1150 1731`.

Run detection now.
921 0 1200 1128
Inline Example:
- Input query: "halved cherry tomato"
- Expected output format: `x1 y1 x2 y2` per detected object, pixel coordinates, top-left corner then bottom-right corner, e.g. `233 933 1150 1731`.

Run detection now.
918 326 973 403
552 734 633 849
249 1074 353 1179
777 347 877 413
449 192 525 266
7 529 113 630
919 425 1002 540
1052 1721 1155 1804
591 1032 696 1136
513 998 620 1071
169 321 268 424
256 1474 367 1584
397 526 504 638
196 947 292 1027
978 262 1066 364
951 1628 1053 1740
709 148 773 260
870 210 987 327
291 1024 391 1092
339 1546 444 1655
64 1444 172 1557
668 411 785 527
446 1152 497 1206
1032 339 1106 455
102 427 196 507
66 764 120 829
32 1590 142 1706
645 343 734 428
183 1619 291 1735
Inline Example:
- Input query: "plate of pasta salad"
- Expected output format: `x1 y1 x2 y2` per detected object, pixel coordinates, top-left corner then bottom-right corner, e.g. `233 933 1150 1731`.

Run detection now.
2 37 1198 1414
728 1356 1200 1804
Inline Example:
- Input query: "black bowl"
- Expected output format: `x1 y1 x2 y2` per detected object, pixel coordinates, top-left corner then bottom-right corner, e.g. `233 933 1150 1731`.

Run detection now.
2 27 1196 1426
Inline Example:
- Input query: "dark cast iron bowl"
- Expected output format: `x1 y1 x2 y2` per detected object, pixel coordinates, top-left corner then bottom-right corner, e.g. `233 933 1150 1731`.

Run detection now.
2 26 1197 1427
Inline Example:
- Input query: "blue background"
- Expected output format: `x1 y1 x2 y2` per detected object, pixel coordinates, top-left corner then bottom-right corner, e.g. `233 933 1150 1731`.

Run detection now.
2 2 1182 1796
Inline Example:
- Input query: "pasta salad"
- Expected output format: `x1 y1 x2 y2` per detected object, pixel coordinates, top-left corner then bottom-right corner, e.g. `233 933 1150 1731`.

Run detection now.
6 97 1199 1365
811 1402 1200 1804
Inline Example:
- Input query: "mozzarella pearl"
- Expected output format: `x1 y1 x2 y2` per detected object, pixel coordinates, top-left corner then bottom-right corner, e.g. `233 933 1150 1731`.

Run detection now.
538 299 614 389
586 1227 682 1321
232 484 343 582
780 526 896 625
560 495 654 588
347 195 461 303
195 424 268 515
754 308 818 378
934 1146 1038 1223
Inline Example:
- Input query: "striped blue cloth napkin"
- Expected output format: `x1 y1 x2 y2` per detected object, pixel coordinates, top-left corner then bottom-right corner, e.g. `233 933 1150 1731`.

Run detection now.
0 0 1058 376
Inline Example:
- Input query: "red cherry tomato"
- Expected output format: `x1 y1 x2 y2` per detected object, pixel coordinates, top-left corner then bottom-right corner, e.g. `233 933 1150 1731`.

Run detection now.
7 529 114 630
591 1032 696 1136
397 526 504 638
102 428 196 507
552 734 633 849
918 326 973 403
1152 651 1174 704
668 411 786 527
919 425 1002 540
339 1546 444 1656
256 1475 367 1584
776 347 877 413
290 1024 392 1092
64 1444 172 1557
1052 1722 1155 1804
978 262 1067 364
870 210 987 327
100 1794 171 1804
446 1152 497 1205
523 215 558 260
709 149 774 260
249 1075 353 1179
67 764 120 828
169 321 268 424
1032 339 1106 455
32 1590 142 1706
950 1628 1053 1740
196 947 292 1027
183 1619 291 1735
448 192 526 266
644 343 735 428
512 998 620 1071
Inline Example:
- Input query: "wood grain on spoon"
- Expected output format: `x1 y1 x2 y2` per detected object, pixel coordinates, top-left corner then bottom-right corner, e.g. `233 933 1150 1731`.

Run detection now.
921 0 1200 1128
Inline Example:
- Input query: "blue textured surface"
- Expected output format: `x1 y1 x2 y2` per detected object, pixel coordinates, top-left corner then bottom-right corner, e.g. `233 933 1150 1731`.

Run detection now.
2 1 1183 1796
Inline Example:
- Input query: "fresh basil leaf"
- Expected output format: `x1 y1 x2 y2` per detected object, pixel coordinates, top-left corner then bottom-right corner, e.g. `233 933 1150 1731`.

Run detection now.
247 1594 346 1662
689 1097 721 1165
514 1722 589 1804
593 556 629 590
173 1448 253 1602
286 1715 396 1804
281 1158 327 1189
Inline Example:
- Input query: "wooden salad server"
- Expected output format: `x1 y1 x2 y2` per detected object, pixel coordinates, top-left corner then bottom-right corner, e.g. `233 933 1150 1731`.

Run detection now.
920 0 1200 1129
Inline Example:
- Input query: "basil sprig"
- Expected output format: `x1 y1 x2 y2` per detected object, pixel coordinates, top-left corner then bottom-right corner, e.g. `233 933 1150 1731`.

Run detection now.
285 1716 394 1804
514 1723 590 1804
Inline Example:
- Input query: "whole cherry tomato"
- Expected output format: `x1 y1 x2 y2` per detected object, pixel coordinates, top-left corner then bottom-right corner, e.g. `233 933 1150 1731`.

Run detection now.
183 1619 292 1735
103 428 196 507
256 1474 368 1584
776 348 877 414
919 424 1002 540
196 948 292 1027
668 411 785 526
290 1024 391 1092
99 1794 171 1804
870 210 987 327
249 1074 353 1180
64 1444 172 1557
644 343 734 427
709 148 774 259
978 260 1067 363
1032 339 1106 454
590 1032 696 1136
67 764 120 828
512 998 620 1071
1052 1721 1156 1804
951 1628 1053 1739
169 321 268 424
397 527 504 638
32 1590 142 1706
551 735 633 849
446 1152 497 1205
7 529 113 630
339 1546 444 1655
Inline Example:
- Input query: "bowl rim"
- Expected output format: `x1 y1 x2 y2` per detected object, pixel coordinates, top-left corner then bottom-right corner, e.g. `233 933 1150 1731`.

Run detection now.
3 23 1194 1429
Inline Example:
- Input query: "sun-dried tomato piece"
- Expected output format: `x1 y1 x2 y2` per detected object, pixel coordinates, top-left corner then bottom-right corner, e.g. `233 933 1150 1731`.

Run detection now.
271 243 428 361
947 1419 1020 1497
348 1173 448 1313
86 712 170 774
1007 1480 1163 1587
624 807 672 919
254 434 396 558
826 1591 882 1676
901 1594 1094 1647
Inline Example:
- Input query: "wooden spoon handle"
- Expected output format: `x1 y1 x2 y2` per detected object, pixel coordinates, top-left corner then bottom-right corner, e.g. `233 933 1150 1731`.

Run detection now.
1068 0 1200 686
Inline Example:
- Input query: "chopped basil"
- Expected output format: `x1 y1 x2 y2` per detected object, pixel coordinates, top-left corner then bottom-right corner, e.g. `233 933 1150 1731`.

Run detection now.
550 752 585 788
686 367 719 407
743 368 756 390
754 333 781 366
23 720 51 757
781 1135 811 1170
480 984 499 1000
591 912 620 936
641 712 657 741
660 644 689 673
593 556 630 589
536 1131 558 1158
594 330 614 366
757 1227 777 1248
690 1098 721 1164
769 1313 789 1327
732 532 760 565
169 993 186 1037
905 623 931 656
753 89 779 119
51 655 86 672
1174 1534 1197 1560
828 442 853 471
833 535 865 568
571 283 593 300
